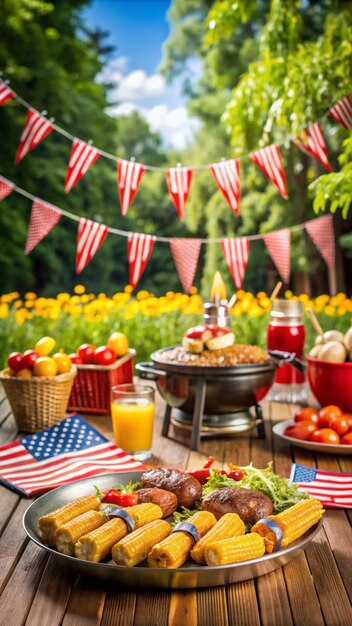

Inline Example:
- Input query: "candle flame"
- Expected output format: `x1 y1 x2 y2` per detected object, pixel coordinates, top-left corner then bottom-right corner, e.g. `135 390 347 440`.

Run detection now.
210 271 227 303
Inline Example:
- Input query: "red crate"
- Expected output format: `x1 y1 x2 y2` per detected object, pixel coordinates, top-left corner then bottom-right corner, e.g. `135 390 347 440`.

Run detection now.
68 349 135 415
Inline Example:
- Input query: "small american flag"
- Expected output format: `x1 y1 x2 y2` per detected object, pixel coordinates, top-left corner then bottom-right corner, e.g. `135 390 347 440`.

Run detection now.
0 414 146 497
290 463 352 509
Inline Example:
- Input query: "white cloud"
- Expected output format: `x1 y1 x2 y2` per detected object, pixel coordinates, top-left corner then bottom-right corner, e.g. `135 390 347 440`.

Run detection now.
110 69 166 101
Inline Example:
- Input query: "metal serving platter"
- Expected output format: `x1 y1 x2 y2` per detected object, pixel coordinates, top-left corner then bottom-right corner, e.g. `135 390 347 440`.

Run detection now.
23 471 323 589
273 419 352 455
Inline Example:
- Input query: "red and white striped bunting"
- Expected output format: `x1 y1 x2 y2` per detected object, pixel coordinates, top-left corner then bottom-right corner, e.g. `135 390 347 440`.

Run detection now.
117 159 145 216
295 123 332 171
25 199 61 255
166 167 192 220
263 229 291 283
221 237 250 289
76 218 109 274
0 176 14 201
15 110 53 163
305 214 335 268
328 95 352 129
170 238 202 293
128 233 155 289
0 81 14 105
211 159 241 216
249 145 288 199
64 139 100 193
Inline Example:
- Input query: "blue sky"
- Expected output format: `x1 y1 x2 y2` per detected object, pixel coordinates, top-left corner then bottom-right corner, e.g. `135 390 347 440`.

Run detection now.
83 0 201 148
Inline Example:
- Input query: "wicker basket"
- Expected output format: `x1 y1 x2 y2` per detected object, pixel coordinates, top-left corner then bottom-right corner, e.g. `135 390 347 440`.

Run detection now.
0 366 77 433
68 349 135 415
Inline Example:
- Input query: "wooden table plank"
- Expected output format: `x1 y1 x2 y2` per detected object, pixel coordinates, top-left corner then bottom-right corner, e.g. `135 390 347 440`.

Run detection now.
25 556 76 626
256 568 293 626
101 591 136 626
62 578 106 626
226 580 261 626
168 590 197 626
133 591 170 626
197 586 229 626
0 498 32 593
282 554 325 626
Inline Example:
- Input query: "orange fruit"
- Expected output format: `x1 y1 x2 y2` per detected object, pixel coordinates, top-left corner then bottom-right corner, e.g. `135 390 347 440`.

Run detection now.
33 356 58 377
35 336 56 357
107 332 129 356
16 368 33 379
53 352 72 374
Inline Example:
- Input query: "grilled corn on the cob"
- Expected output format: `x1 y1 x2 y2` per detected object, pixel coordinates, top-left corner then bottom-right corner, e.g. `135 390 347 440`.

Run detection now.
191 513 245 565
251 497 324 552
205 533 265 566
38 495 100 546
148 510 216 569
112 519 171 567
55 510 108 555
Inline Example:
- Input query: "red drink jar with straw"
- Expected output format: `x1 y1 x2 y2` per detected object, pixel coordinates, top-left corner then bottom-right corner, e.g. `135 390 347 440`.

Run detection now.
266 300 307 402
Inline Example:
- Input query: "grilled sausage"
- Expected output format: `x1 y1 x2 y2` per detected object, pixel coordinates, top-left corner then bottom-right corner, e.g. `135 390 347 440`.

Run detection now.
201 487 273 526
136 488 178 518
140 468 202 508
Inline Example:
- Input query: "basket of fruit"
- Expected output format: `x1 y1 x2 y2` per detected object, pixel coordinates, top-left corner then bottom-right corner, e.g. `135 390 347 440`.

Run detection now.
0 336 77 432
68 332 135 415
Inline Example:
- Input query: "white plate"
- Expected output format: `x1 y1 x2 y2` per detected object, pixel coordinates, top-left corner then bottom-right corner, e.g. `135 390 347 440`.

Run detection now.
273 420 352 455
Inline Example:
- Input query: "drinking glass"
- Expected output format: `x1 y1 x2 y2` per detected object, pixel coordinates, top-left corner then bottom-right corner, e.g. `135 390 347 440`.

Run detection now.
111 384 155 460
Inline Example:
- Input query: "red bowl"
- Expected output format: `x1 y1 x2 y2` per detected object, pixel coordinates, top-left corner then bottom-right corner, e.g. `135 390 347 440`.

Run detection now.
307 356 352 412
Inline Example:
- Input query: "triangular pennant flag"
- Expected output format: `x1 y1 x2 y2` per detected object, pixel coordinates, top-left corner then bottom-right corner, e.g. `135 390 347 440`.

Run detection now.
25 199 61 255
221 237 250 289
295 123 332 171
305 215 335 269
0 81 14 105
64 140 100 193
15 110 53 163
249 145 288 199
76 218 109 274
170 238 201 293
328 95 352 129
263 229 291 283
117 159 145 216
127 233 155 289
0 176 14 201
211 159 241 216
166 167 192 220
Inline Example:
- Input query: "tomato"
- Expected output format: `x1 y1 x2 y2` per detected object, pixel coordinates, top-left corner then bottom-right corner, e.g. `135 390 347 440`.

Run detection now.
53 353 72 374
77 343 95 364
328 416 349 436
108 332 129 357
7 352 24 372
33 356 58 377
341 414 352 432
35 336 56 357
227 469 244 481
68 353 83 365
318 405 342 428
284 423 317 440
93 346 116 366
102 490 138 507
341 432 352 445
22 349 38 369
294 407 319 425
311 428 340 445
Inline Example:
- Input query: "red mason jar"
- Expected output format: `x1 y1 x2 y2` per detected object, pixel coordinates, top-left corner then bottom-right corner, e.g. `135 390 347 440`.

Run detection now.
267 300 306 392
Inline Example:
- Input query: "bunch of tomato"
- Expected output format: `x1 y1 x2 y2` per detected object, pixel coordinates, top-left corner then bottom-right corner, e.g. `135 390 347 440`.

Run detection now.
284 405 352 445
69 332 129 366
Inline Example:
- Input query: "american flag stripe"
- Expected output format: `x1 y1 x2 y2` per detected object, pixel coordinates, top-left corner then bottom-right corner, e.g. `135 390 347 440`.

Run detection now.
328 95 352 129
25 199 61 255
117 159 145 216
0 81 14 105
76 218 109 274
0 175 14 201
166 167 192 220
15 110 53 163
64 140 100 192
221 238 250 289
211 159 241 216
249 145 288 199
263 229 291 283
305 214 335 269
290 463 352 509
127 233 155 289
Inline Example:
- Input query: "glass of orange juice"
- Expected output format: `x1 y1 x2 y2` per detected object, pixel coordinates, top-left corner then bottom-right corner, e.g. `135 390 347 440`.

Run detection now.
111 384 155 460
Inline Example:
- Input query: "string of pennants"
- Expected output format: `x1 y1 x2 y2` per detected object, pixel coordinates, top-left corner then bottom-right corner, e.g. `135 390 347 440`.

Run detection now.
0 174 335 292
0 79 351 220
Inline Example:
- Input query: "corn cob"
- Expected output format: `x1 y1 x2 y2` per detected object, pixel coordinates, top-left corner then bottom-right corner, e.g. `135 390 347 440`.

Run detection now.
148 510 216 569
75 502 163 562
204 533 265 566
38 495 100 546
112 519 171 567
251 497 324 552
191 513 245 565
55 510 108 556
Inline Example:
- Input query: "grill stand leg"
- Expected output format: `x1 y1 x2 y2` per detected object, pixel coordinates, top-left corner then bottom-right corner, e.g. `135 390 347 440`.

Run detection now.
162 404 172 438
191 379 206 451
256 404 265 439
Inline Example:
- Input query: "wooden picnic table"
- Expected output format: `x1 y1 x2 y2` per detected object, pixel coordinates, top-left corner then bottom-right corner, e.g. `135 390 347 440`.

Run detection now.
0 383 351 626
